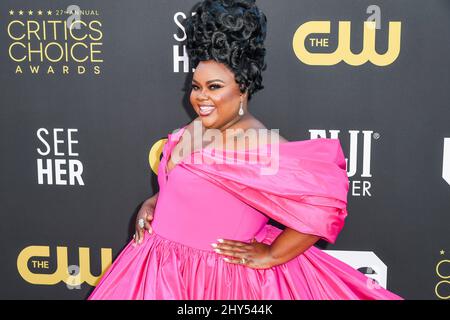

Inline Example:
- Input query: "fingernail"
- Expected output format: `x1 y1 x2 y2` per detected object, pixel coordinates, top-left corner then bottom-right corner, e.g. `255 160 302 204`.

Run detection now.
214 248 221 253
210 243 217 248
148 229 152 234
217 239 224 243
223 257 230 262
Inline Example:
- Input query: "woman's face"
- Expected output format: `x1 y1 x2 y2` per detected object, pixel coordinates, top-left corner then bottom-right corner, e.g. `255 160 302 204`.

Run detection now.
190 60 246 130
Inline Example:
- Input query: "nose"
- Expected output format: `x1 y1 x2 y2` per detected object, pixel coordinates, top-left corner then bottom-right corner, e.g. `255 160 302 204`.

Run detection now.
196 89 210 101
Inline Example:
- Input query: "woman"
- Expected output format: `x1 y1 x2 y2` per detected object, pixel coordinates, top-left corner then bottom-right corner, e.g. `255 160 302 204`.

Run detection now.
88 0 403 299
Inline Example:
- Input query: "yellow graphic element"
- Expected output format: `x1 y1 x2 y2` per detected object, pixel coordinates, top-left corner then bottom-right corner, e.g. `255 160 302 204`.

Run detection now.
292 21 401 66
435 259 450 299
436 259 450 279
17 245 112 286
148 138 167 175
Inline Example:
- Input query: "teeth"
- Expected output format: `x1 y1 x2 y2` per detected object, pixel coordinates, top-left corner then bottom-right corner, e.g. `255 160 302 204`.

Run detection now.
199 105 215 116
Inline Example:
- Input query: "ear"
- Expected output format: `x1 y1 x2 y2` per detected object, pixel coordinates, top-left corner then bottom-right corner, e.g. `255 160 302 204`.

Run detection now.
240 85 249 99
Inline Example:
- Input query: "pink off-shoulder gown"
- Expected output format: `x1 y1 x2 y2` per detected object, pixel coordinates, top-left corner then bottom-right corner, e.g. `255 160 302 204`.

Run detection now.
88 125 403 300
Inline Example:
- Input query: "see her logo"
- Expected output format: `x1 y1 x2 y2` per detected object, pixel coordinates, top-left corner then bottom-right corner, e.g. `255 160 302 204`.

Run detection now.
36 128 84 185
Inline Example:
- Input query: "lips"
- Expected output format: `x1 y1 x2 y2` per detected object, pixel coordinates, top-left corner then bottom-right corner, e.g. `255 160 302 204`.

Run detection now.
199 105 216 116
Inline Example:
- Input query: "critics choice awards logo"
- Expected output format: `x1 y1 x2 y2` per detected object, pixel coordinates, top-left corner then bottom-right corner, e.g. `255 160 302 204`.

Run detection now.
436 249 449 300
6 5 103 75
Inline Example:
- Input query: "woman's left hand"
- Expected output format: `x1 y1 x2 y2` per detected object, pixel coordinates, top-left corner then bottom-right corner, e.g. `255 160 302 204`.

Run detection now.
211 238 276 269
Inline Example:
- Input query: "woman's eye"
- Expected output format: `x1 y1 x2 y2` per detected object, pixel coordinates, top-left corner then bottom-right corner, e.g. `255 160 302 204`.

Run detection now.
191 84 222 90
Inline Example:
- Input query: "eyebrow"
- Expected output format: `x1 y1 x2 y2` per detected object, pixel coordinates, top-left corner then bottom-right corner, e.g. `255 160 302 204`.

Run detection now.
192 79 225 84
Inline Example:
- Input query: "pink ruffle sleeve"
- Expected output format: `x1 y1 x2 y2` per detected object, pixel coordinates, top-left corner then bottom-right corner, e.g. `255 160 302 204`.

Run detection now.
179 138 349 244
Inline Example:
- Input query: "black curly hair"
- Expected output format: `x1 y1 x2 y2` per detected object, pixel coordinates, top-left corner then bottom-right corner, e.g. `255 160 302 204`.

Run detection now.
184 0 267 101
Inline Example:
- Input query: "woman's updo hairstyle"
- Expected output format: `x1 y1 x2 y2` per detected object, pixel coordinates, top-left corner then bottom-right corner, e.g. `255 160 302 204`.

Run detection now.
184 0 267 101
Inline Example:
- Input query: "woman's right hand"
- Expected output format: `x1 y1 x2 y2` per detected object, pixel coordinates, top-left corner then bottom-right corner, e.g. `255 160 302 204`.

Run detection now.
133 192 159 246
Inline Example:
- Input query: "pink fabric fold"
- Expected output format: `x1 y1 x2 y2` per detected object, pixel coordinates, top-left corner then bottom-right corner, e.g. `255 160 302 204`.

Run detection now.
179 137 349 244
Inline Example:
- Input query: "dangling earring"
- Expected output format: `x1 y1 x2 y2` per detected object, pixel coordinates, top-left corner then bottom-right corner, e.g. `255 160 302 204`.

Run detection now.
238 98 244 116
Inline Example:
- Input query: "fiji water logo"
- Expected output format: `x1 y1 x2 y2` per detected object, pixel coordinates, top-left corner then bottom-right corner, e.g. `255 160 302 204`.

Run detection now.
309 129 378 197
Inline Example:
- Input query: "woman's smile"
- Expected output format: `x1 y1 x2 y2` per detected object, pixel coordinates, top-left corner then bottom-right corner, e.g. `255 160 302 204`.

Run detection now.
198 105 216 116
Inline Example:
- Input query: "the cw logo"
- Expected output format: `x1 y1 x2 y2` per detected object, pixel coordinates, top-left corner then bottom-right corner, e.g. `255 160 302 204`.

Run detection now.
292 21 401 66
17 246 112 286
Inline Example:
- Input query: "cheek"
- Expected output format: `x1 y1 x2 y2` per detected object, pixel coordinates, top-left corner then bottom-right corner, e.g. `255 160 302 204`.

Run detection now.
189 91 196 104
214 90 238 112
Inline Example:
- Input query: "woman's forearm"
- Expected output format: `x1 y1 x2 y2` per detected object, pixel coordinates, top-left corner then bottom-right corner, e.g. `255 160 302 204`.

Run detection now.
144 192 159 207
268 227 321 266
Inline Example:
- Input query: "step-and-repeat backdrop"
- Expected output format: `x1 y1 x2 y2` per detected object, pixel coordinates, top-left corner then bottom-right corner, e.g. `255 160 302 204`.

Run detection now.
1 0 449 300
